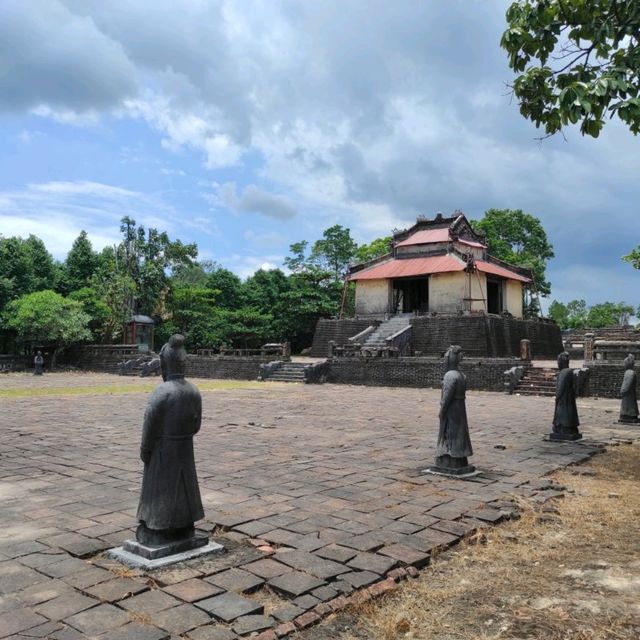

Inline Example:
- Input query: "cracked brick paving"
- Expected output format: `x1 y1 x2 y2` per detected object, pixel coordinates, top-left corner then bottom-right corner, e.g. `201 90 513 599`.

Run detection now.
0 373 637 639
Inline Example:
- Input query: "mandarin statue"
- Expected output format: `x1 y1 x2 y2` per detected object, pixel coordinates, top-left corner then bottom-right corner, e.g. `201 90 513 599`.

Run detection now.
550 351 582 441
432 345 474 474
619 353 639 424
132 334 207 556
34 351 44 375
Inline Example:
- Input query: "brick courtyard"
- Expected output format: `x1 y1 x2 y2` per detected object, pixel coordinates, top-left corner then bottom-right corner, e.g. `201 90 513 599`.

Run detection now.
1 373 637 639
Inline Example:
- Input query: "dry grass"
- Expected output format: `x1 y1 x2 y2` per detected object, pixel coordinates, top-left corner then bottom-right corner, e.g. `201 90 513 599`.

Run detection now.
0 379 267 399
335 444 640 640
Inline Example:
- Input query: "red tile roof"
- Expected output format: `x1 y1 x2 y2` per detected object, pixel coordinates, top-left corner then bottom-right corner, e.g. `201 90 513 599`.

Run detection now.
349 255 466 280
476 260 531 282
395 228 450 247
349 255 531 282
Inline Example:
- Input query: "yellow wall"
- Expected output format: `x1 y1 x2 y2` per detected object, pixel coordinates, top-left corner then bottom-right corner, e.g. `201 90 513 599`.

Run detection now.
430 271 486 314
505 280 524 318
355 279 390 315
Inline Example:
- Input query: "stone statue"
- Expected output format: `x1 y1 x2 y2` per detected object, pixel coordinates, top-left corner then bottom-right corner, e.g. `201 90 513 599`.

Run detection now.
619 353 639 424
433 345 474 474
33 351 44 375
550 351 582 441
131 334 207 557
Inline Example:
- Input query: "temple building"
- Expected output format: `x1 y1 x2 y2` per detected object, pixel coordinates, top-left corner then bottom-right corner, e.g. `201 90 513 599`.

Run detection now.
348 212 532 318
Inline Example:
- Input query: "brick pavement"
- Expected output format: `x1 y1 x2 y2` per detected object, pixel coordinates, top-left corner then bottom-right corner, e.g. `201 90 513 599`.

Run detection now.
1 373 638 639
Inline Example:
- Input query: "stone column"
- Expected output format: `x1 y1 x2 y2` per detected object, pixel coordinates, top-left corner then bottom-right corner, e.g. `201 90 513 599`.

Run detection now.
520 339 531 361
328 340 335 358
584 333 594 361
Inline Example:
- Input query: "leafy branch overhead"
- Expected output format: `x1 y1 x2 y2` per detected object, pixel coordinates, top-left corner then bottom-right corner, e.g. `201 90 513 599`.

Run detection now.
502 0 640 137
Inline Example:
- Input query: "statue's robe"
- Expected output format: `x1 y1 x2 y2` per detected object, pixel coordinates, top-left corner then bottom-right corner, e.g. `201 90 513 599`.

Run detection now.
137 375 204 531
552 367 580 435
620 368 639 420
436 369 473 458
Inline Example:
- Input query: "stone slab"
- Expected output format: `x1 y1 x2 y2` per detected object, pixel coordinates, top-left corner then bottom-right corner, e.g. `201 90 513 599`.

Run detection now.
196 591 264 622
106 541 224 570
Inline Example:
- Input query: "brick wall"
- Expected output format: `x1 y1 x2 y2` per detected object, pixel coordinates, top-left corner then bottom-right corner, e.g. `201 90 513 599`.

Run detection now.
311 319 380 357
313 316 561 359
60 345 283 380
327 357 526 391
585 361 638 399
186 355 278 380
60 345 142 373
0 354 32 372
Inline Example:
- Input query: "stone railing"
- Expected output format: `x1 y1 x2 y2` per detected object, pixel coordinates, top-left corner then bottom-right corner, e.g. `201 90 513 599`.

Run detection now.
503 365 526 394
348 326 377 344
304 360 331 384
385 325 412 357
257 361 284 381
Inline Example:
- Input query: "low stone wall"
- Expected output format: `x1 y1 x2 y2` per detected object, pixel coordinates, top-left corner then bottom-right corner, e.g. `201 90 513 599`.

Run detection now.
186 355 282 380
60 345 143 373
585 361 638 399
0 354 32 372
327 357 527 391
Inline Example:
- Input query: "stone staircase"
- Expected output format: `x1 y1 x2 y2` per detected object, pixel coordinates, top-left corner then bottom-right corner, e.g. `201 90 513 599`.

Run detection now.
362 315 412 350
515 367 557 396
266 362 307 383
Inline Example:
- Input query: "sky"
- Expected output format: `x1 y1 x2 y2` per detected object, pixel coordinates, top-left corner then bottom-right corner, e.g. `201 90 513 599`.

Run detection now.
0 0 638 310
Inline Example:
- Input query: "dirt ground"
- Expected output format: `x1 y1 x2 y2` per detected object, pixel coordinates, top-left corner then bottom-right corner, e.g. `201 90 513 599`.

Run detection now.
306 443 640 640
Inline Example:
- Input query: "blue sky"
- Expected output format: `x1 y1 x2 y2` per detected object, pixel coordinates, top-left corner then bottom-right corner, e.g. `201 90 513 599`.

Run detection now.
0 0 638 309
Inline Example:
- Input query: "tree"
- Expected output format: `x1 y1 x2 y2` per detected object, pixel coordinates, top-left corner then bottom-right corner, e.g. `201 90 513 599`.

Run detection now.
587 301 634 326
0 235 57 313
354 236 392 263
62 231 98 294
4 290 91 366
502 0 640 138
472 208 555 316
114 216 198 317
310 225 358 280
622 245 640 269
548 299 569 327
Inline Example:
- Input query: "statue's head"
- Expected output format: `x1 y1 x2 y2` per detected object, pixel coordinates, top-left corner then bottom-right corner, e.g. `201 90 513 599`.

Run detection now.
161 334 187 377
557 351 570 370
624 353 635 370
445 345 463 371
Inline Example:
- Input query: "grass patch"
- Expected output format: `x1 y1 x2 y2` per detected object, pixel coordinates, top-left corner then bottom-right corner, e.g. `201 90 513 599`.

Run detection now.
0 380 269 399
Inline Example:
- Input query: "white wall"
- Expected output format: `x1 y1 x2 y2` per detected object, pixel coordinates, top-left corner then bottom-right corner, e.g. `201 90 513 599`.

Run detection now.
430 271 487 313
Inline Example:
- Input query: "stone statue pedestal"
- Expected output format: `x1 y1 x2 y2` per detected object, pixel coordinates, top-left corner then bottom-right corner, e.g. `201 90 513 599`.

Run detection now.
108 535 223 570
429 454 476 476
548 430 582 442
124 530 209 560
618 415 640 424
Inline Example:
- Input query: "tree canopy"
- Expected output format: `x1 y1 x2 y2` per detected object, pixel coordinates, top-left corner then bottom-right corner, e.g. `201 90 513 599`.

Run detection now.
3 290 91 364
548 298 634 328
502 0 640 137
471 208 555 316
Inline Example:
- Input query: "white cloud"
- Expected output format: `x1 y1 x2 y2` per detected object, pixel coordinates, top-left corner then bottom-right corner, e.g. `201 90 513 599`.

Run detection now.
219 182 297 220
0 181 176 259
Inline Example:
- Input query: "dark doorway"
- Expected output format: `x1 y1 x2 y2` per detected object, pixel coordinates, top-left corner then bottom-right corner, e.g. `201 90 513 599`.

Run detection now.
487 279 504 314
393 277 429 313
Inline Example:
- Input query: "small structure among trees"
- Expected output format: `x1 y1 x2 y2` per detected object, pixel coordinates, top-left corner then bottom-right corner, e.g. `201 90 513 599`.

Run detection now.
348 212 533 318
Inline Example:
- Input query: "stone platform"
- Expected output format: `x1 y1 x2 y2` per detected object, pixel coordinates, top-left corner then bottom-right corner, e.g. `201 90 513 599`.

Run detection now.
0 373 637 639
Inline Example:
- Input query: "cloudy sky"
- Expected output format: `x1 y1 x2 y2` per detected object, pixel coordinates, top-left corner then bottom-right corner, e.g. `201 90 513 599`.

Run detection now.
0 0 638 308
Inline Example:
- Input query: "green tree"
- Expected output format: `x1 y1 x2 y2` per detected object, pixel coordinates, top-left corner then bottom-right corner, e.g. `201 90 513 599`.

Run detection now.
587 301 634 326
565 299 588 328
310 225 358 280
354 236 392 263
548 299 569 327
206 266 244 309
115 216 198 316
502 0 640 138
62 231 98 294
68 287 110 342
472 208 555 316
622 246 640 269
0 235 57 312
4 290 91 366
